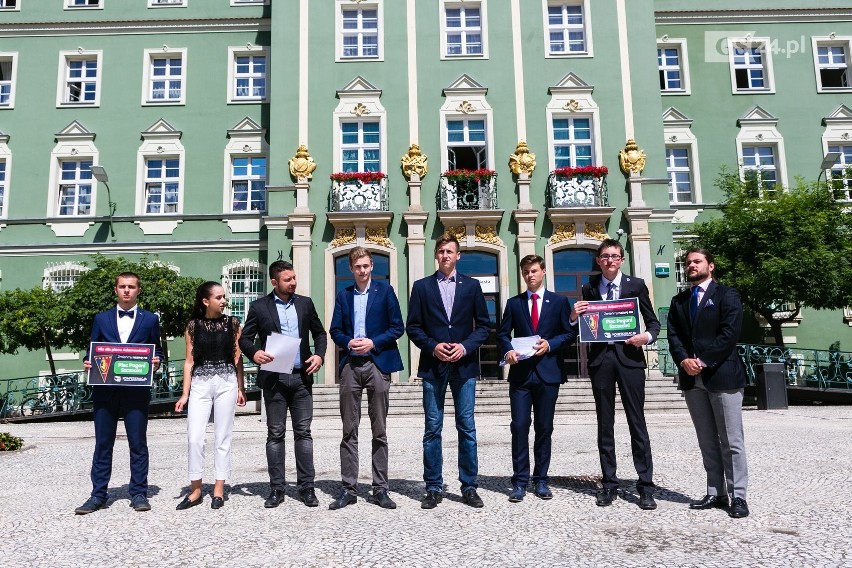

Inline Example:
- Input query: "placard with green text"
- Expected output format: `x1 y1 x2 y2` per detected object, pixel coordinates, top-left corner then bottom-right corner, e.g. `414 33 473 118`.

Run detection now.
87 342 156 387
578 298 641 343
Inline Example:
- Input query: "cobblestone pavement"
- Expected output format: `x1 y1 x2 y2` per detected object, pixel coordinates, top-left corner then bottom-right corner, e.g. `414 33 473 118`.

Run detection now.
1 405 850 567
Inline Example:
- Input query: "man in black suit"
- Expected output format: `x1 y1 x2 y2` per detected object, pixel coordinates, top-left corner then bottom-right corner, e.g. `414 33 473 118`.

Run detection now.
406 233 490 509
75 272 163 515
571 239 660 510
667 248 750 518
239 260 327 509
498 255 575 502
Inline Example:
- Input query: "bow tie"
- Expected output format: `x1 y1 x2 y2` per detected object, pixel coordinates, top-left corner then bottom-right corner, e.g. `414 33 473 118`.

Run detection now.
118 310 135 319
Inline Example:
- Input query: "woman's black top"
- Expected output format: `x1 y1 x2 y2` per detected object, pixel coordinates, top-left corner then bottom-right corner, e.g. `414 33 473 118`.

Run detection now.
187 316 240 378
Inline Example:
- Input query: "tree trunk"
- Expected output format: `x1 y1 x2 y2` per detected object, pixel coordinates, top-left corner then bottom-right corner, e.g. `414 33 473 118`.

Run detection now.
160 330 170 378
768 321 785 347
43 329 57 375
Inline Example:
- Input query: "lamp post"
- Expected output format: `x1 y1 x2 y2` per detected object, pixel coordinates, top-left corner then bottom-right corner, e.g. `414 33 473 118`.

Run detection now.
90 165 117 239
817 151 841 189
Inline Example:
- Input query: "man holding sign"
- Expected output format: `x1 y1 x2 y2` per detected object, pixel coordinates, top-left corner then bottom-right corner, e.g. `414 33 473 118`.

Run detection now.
75 272 162 515
571 239 660 510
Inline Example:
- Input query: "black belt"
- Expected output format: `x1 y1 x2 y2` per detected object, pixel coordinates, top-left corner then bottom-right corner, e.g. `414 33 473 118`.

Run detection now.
349 356 371 366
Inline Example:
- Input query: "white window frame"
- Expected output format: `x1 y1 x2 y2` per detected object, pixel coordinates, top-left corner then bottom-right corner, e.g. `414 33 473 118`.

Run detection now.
148 0 185 7
545 72 602 172
0 52 17 109
47 121 99 219
727 37 775 94
440 75 493 172
333 76 387 173
336 0 383 62
657 37 690 95
230 0 268 5
812 36 852 93
223 117 269 214
141 47 187 106
0 132 10 219
65 0 102 8
665 147 694 205
549 115 594 169
340 120 382 172
440 0 489 60
662 107 702 205
736 106 787 191
0 1 20 12
740 145 780 196
135 119 185 216
56 50 102 108
142 157 181 215
227 45 269 103
43 262 88 291
822 104 852 202
222 259 266 321
543 1 592 58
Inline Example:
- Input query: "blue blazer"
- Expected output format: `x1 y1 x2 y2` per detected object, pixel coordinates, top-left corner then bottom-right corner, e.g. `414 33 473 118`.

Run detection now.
406 271 490 381
86 307 163 402
329 280 405 374
497 290 576 385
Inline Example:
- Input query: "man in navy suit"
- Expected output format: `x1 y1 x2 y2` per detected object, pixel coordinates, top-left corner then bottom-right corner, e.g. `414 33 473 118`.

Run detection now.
406 233 490 509
667 248 750 518
498 255 575 502
239 260 327 509
75 272 163 514
328 247 404 511
571 239 661 510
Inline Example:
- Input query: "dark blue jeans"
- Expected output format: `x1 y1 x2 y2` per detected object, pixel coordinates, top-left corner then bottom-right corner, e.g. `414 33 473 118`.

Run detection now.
422 369 478 492
263 373 314 491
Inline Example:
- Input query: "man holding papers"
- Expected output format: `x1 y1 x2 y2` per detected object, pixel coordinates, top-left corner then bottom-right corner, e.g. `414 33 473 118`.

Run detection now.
498 255 575 502
240 260 328 509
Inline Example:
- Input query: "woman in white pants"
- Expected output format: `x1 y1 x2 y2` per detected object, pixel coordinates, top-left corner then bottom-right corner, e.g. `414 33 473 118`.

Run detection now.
175 282 246 510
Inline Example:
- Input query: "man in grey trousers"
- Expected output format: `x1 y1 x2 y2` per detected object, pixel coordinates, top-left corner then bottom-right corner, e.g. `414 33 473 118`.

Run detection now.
667 248 750 518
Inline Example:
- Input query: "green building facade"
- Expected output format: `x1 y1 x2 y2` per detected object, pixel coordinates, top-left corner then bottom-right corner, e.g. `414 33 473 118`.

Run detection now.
1 1 850 382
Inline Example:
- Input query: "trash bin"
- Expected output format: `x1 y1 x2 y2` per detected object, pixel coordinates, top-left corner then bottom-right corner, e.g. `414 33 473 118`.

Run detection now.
755 362 788 410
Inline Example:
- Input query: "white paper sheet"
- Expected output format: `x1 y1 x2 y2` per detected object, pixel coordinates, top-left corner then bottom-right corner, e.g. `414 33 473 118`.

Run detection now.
260 333 301 374
499 335 541 367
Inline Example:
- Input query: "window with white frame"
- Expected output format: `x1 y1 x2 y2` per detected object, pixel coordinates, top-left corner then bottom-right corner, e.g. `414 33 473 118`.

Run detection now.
673 245 689 294
142 48 186 105
545 1 589 56
551 117 593 168
729 38 774 93
223 260 265 322
144 158 180 214
0 53 15 108
66 0 100 7
665 147 693 204
228 47 267 102
230 0 268 5
827 144 852 201
231 156 266 212
0 159 6 217
741 145 778 196
814 38 851 91
442 1 486 58
149 0 184 6
447 118 487 169
657 39 689 94
339 2 381 60
43 262 87 291
57 51 102 107
0 1 19 10
341 121 381 172
58 160 94 216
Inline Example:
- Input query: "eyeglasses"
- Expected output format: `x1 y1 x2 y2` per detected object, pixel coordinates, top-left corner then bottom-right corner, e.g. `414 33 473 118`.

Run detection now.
598 254 623 261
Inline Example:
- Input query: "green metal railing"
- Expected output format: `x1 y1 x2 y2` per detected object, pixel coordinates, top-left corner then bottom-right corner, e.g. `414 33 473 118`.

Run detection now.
648 343 852 391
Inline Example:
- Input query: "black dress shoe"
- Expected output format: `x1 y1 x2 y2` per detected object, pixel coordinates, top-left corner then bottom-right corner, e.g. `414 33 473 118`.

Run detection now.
328 490 357 510
264 489 286 509
421 490 443 509
211 496 224 510
75 497 106 515
728 497 750 518
638 492 657 510
131 494 151 512
462 488 484 508
368 489 397 510
176 493 203 510
689 494 729 510
534 481 553 500
298 488 319 507
509 485 526 503
596 488 618 507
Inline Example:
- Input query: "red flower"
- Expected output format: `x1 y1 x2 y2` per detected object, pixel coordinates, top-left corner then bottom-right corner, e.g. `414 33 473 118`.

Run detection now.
330 171 387 183
551 165 608 178
442 168 497 183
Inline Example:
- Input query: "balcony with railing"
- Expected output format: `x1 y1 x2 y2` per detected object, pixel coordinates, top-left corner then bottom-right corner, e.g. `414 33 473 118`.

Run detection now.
546 166 609 208
328 172 389 212
438 170 498 210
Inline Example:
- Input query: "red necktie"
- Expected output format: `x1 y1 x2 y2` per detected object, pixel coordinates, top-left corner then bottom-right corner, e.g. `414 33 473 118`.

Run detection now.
531 293 539 332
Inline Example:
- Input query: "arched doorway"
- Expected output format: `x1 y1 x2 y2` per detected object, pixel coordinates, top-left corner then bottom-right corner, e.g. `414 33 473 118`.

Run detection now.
457 251 500 380
552 248 599 377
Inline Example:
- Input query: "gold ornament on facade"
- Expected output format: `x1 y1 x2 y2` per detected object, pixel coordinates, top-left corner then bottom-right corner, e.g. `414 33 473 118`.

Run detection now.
549 223 576 244
585 222 609 242
456 101 476 114
444 226 466 241
618 138 646 175
562 99 583 112
474 225 502 245
365 227 394 248
329 227 356 248
351 102 370 116
401 143 428 179
508 141 536 176
288 144 317 181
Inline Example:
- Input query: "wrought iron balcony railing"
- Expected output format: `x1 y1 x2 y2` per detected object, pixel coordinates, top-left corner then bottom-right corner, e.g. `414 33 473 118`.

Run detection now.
546 173 608 207
438 174 498 210
329 177 389 212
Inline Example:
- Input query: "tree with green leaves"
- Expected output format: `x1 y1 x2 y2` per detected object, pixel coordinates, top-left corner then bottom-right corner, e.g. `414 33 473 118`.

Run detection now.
61 255 204 369
688 170 852 347
0 286 67 375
